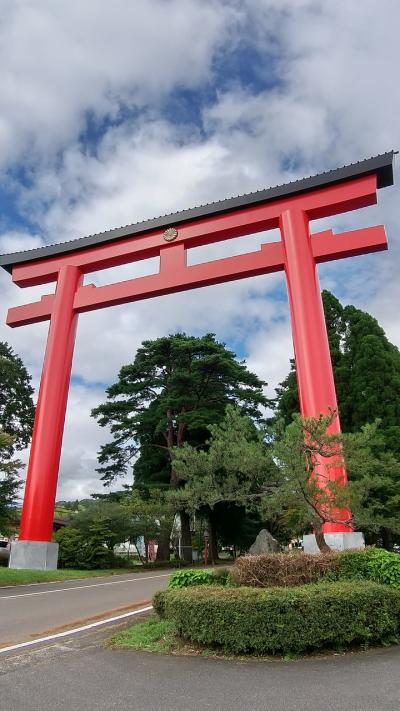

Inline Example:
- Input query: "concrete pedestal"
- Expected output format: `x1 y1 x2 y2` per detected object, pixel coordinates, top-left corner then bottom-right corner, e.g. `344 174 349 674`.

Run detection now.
303 532 365 554
9 540 59 570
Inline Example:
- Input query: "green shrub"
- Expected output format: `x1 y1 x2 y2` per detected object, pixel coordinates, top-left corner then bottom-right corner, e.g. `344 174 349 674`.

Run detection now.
54 526 114 569
366 549 400 587
335 548 400 588
231 553 338 588
153 590 167 618
154 581 400 655
168 568 228 589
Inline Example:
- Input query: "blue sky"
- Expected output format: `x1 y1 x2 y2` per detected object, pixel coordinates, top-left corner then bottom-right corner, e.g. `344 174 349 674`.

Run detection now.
0 0 398 499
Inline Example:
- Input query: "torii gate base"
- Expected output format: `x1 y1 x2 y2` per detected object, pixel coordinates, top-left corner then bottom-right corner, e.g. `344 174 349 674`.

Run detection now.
1 152 394 569
9 540 59 570
303 532 365 554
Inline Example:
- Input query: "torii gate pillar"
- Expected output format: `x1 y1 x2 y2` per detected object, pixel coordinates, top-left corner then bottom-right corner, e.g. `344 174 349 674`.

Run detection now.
1 152 394 568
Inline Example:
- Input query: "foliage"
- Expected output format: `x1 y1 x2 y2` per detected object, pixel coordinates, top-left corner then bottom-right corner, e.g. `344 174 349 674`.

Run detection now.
274 291 400 438
266 412 351 551
213 504 274 552
172 406 276 511
59 491 173 564
92 333 268 486
231 553 338 588
333 548 400 589
73 500 140 550
168 568 228 588
127 488 174 558
92 333 268 561
365 548 400 588
0 342 34 535
153 581 400 654
0 429 23 535
54 524 115 569
343 422 400 540
0 341 35 456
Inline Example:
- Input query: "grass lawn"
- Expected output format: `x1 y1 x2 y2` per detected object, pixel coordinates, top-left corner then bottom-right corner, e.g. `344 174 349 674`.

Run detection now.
110 615 184 655
0 567 145 587
111 615 245 659
110 615 277 660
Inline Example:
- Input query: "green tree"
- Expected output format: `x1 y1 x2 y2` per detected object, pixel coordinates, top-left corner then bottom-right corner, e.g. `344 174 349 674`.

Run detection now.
344 422 400 546
92 334 268 561
267 412 354 553
0 429 22 535
0 342 35 456
91 487 174 562
172 407 278 561
72 500 136 550
338 305 400 446
54 523 113 569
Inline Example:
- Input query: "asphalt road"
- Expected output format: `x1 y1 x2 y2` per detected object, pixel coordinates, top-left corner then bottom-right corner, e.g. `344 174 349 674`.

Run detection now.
0 624 399 711
0 571 170 646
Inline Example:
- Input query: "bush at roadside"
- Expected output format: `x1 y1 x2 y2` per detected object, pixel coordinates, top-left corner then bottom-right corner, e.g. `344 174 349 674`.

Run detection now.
54 527 129 570
153 581 400 655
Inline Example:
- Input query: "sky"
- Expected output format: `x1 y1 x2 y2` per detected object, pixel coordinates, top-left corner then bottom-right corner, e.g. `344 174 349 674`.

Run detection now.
0 0 399 500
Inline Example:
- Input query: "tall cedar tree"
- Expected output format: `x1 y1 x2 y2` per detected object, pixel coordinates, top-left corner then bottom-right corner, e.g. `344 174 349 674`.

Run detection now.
92 333 268 561
274 291 400 548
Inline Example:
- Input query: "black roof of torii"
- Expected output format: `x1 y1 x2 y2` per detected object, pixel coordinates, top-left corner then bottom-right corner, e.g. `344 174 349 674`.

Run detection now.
0 151 395 274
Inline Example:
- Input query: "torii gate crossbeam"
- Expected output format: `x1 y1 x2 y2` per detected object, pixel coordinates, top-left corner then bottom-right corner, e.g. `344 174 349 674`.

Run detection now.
0 151 395 569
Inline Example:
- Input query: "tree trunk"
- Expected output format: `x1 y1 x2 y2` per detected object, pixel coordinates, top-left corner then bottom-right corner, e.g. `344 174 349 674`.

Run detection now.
381 526 394 551
314 521 332 554
156 520 173 562
208 510 219 564
180 509 192 563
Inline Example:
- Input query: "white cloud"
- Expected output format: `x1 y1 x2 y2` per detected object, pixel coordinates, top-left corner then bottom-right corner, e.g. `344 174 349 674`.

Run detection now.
0 0 239 168
1 0 399 499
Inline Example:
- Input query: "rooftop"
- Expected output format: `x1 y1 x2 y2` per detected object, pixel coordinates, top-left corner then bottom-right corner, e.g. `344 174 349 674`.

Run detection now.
0 151 395 274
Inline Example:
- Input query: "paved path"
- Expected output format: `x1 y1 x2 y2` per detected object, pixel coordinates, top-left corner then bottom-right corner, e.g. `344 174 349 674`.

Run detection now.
0 623 399 711
0 571 170 646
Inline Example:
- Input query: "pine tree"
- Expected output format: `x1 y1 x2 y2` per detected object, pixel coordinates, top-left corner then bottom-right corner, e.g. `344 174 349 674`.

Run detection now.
92 333 268 561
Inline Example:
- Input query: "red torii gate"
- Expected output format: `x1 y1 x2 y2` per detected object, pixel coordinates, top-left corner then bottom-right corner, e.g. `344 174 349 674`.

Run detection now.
0 152 395 569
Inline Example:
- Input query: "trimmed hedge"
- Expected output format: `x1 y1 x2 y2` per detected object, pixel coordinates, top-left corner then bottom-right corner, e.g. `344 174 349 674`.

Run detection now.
153 581 400 654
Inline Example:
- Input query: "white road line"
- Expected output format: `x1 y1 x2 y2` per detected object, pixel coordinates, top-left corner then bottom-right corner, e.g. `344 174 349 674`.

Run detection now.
0 605 153 655
0 573 148 590
0 573 170 600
